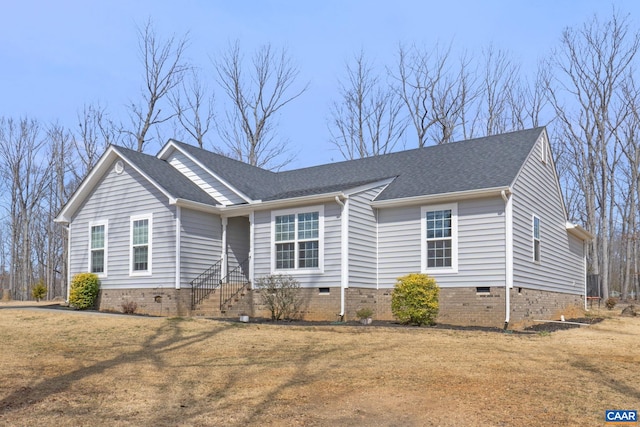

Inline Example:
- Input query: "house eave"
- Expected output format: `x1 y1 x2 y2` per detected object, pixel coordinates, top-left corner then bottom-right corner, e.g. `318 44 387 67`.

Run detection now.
566 222 594 241
220 191 346 216
370 186 511 208
170 198 223 214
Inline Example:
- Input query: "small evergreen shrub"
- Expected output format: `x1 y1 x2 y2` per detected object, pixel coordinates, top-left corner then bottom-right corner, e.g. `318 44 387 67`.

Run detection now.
355 307 374 320
121 300 138 314
255 274 302 321
391 273 440 326
605 297 617 310
31 281 47 302
69 273 100 310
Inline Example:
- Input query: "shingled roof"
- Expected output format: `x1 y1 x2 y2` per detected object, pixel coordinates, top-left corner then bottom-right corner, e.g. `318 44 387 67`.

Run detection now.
162 127 543 203
115 146 218 205
112 127 543 207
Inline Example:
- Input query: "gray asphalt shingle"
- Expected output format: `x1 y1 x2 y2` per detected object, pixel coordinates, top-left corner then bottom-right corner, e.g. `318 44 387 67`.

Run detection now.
118 127 543 206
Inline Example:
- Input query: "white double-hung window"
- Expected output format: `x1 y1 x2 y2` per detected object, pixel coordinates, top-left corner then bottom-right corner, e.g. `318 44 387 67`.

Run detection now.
89 221 108 276
421 203 458 274
272 206 323 272
130 214 152 275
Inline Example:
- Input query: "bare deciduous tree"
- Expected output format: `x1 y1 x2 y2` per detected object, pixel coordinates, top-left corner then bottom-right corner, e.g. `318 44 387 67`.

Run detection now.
546 11 640 299
215 41 308 170
125 19 190 152
329 51 405 159
171 69 215 148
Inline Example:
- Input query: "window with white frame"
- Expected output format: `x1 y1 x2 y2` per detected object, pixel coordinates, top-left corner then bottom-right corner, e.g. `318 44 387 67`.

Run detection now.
273 206 323 271
130 214 152 274
533 215 541 263
89 221 107 275
421 204 458 273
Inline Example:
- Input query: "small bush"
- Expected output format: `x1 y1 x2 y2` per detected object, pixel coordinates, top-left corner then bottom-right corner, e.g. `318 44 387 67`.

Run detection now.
355 307 374 319
605 297 617 310
255 274 302 321
121 300 138 314
69 273 100 310
391 273 440 326
31 282 47 302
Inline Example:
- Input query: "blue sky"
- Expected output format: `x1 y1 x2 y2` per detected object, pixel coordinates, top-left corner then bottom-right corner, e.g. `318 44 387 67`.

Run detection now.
1 0 639 168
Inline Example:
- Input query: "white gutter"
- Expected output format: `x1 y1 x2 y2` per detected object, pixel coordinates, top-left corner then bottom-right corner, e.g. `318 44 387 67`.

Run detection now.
501 190 513 329
372 186 510 208
335 195 348 320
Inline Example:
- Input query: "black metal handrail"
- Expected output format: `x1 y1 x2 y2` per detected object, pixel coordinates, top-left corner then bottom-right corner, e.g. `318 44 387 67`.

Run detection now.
190 259 223 310
219 258 250 311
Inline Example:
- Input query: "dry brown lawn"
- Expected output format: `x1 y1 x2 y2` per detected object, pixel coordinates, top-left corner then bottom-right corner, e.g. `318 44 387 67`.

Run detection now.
0 302 638 426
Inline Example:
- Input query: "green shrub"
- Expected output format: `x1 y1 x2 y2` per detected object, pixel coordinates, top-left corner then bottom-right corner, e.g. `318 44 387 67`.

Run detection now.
69 273 100 310
391 273 440 326
255 274 301 321
31 281 47 302
355 307 374 319
605 297 617 310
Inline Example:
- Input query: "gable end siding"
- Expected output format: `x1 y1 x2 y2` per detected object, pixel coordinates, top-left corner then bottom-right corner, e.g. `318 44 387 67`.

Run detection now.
168 150 245 205
512 139 584 294
69 160 176 289
377 197 506 287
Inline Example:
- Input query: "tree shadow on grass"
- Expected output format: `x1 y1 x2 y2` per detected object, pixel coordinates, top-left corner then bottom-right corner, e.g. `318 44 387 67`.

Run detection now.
0 319 233 415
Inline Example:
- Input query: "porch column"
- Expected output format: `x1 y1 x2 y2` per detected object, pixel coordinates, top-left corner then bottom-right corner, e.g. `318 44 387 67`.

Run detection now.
221 217 228 280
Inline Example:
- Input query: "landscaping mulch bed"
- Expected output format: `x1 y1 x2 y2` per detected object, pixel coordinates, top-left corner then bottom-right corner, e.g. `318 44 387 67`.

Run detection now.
524 317 604 332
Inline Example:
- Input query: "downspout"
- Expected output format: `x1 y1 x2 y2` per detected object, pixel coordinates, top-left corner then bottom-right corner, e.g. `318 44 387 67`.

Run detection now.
175 206 181 289
248 212 255 287
335 195 348 320
501 190 513 330
583 240 588 311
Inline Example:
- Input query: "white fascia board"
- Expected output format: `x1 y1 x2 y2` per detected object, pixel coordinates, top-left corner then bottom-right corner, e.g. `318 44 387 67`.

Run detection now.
220 191 345 216
566 222 594 241
370 186 510 208
170 198 224 214
158 139 254 204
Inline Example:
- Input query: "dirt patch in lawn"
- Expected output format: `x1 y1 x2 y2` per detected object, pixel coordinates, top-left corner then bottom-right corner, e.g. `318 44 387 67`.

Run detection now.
0 303 638 426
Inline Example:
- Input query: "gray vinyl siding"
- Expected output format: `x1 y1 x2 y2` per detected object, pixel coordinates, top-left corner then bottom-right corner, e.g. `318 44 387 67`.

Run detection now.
512 139 584 294
168 149 245 205
69 159 176 289
348 186 384 288
252 202 342 287
227 216 250 270
377 197 506 288
180 208 222 288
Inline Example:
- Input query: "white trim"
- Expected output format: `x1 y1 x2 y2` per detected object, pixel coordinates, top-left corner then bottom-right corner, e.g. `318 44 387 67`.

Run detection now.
66 224 71 303
341 198 349 289
372 186 509 208
421 203 458 274
249 211 255 286
175 206 181 289
158 140 253 203
130 213 153 276
221 217 228 279
532 214 541 263
270 205 325 274
502 191 514 289
88 220 108 278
